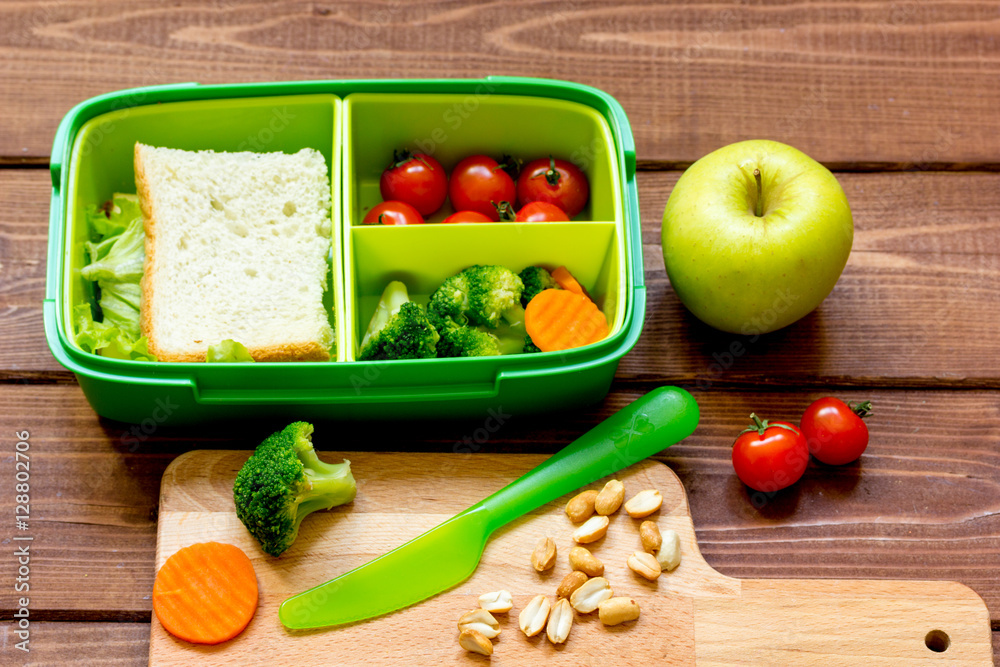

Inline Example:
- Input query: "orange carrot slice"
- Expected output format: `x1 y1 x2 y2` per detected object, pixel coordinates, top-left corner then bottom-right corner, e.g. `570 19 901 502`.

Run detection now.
525 288 610 352
153 542 258 645
551 265 586 296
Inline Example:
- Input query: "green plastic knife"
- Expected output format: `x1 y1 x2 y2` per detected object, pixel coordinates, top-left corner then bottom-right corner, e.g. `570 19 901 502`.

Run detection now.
279 386 699 630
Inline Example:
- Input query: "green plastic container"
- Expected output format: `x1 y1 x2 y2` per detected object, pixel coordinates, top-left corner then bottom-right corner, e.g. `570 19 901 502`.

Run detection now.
44 77 644 424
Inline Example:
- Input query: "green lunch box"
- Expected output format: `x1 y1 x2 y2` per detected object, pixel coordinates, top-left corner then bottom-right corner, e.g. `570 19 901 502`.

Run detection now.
44 77 644 424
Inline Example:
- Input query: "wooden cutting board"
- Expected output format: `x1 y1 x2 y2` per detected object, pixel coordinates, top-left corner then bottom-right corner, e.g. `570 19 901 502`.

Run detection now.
151 451 992 665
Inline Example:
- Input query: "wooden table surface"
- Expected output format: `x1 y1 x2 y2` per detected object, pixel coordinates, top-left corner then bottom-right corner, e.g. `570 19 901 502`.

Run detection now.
1 2 998 664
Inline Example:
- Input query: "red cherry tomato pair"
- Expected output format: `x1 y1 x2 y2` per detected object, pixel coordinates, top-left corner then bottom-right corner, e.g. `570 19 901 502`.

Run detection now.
732 398 872 494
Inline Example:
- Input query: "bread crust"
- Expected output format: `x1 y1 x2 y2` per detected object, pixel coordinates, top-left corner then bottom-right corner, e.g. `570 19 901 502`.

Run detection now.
134 143 163 360
134 142 332 363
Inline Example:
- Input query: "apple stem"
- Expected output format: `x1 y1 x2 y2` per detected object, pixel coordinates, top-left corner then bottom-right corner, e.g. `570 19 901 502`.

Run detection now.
753 168 763 217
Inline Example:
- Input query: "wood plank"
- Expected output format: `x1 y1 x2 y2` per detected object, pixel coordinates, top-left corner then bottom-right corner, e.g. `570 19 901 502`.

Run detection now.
2 384 999 629
0 623 149 666
8 168 1000 385
3 1 1000 164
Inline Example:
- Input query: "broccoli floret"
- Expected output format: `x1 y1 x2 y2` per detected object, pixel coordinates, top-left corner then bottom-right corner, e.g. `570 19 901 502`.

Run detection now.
518 266 559 307
427 272 470 333
437 327 501 357
465 265 525 328
359 281 439 360
523 335 543 354
428 265 524 330
233 422 356 557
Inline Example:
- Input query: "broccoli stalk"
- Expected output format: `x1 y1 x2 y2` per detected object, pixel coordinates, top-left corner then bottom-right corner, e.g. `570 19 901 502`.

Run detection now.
233 422 356 557
359 281 439 360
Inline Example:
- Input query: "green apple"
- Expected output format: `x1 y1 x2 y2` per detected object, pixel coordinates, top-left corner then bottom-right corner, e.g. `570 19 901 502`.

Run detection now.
661 140 853 335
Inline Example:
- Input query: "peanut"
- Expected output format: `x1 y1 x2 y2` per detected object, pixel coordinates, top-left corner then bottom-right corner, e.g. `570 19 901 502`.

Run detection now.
457 608 501 639
624 489 663 518
598 596 641 626
479 590 513 613
572 515 609 544
639 520 661 553
531 536 557 572
627 550 661 581
594 479 625 515
568 546 604 577
518 594 551 637
556 570 589 599
459 628 494 656
565 489 598 523
546 598 574 644
569 576 613 613
657 528 682 572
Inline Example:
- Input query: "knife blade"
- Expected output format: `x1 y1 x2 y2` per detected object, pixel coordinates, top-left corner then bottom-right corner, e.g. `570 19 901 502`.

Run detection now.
279 386 699 629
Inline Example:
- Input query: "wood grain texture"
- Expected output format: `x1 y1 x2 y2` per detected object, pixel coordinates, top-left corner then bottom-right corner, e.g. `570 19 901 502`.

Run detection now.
0 623 149 666
3 1 1000 164
5 169 1000 384
3 383 999 630
149 450 991 665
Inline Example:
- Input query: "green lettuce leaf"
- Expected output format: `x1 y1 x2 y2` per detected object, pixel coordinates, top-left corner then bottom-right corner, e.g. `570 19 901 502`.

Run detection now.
206 339 256 363
76 194 150 358
74 303 156 361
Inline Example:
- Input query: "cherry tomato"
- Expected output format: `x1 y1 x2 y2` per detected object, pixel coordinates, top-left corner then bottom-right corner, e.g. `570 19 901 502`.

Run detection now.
516 156 590 218
732 414 809 493
448 155 517 221
441 210 493 224
515 201 570 222
361 201 424 226
379 150 447 217
800 398 872 465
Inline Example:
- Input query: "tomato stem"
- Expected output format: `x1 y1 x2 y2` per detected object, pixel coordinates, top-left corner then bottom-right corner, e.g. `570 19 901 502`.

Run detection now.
494 154 521 180
544 155 561 186
753 168 763 217
849 400 873 419
493 200 517 222
739 412 799 437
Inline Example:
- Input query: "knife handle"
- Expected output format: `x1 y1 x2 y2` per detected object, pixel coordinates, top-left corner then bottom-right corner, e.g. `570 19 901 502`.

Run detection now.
476 386 699 535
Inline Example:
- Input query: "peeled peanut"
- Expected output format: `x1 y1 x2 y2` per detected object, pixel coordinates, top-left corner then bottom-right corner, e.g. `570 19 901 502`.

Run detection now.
479 589 513 613
572 515 609 544
519 594 551 637
639 520 662 553
556 570 589 599
457 608 500 639
459 628 493 655
568 546 604 577
595 479 625 515
598 596 641 626
569 576 613 613
627 550 661 581
657 528 682 571
531 536 557 572
546 597 574 644
624 489 663 518
565 489 598 523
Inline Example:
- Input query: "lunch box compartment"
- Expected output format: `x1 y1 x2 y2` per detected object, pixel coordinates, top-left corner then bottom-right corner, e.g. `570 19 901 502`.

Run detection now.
342 93 623 225
44 78 644 424
61 94 345 363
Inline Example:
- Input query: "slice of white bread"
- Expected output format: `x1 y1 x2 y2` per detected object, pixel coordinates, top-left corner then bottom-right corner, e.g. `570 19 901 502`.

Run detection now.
134 143 334 362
